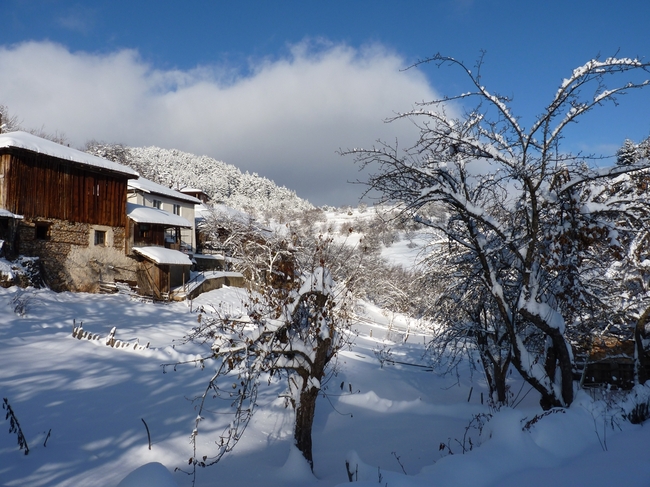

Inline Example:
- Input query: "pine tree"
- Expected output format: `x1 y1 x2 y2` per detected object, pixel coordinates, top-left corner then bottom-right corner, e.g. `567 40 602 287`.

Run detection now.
617 138 639 165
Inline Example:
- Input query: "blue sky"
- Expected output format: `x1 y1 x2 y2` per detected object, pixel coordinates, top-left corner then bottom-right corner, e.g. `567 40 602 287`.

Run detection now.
1 0 649 206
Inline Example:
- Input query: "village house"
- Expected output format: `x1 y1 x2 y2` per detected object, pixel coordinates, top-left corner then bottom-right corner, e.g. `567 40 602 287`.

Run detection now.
0 131 245 300
0 131 139 292
127 177 201 253
125 200 193 299
179 187 209 204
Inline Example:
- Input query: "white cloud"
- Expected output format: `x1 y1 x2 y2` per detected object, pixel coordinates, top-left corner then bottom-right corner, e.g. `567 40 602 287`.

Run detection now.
0 40 439 206
56 6 97 35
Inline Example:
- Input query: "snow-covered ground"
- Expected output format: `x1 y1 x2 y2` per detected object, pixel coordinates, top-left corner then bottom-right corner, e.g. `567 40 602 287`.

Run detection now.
322 206 431 270
2 284 650 487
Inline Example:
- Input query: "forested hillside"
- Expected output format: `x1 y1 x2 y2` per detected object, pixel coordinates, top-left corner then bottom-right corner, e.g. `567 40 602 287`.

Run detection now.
86 142 313 215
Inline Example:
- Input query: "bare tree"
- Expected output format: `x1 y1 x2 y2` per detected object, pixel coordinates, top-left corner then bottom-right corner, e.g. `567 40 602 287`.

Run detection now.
0 104 68 144
198 206 296 288
169 239 353 481
0 105 21 133
424 240 514 406
346 53 650 408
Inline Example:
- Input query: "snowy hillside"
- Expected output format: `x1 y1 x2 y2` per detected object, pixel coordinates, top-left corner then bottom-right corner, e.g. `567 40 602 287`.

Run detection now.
86 143 313 215
2 285 650 487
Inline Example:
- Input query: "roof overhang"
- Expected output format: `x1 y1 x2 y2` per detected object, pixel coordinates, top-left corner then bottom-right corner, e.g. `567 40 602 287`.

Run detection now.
0 209 23 219
127 203 192 228
0 131 139 179
128 178 201 204
133 246 193 266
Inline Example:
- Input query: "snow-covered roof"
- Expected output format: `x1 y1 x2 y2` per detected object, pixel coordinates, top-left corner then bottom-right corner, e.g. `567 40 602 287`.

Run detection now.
179 187 206 194
193 253 225 260
0 209 23 219
127 203 192 228
128 178 201 204
132 246 193 266
0 131 139 178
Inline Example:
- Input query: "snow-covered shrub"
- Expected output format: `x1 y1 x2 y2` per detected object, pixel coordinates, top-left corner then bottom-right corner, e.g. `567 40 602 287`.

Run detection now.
620 384 650 424
0 257 44 289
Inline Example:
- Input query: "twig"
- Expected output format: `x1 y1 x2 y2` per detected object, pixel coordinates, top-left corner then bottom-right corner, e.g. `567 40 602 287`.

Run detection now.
392 450 407 474
141 418 152 450
3 398 29 455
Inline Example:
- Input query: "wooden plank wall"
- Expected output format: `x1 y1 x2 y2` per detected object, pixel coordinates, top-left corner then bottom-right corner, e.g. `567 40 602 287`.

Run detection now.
0 152 129 227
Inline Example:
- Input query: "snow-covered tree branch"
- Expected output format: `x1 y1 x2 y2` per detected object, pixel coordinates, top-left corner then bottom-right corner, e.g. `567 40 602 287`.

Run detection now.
345 54 650 409
168 237 353 479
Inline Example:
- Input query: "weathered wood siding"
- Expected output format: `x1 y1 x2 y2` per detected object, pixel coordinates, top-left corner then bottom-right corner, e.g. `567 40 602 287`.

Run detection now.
0 151 128 227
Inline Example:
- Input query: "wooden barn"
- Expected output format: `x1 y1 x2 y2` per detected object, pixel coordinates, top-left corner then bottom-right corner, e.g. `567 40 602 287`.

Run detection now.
0 131 139 291
131 246 192 300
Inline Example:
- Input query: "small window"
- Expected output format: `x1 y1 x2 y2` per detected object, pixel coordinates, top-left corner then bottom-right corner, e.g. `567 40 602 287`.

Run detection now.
94 230 106 246
173 204 181 215
152 199 162 209
35 224 49 240
137 224 150 239
165 227 177 243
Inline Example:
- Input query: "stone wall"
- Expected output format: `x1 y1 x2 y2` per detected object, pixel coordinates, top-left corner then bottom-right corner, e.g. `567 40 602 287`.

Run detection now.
17 218 137 292
185 272 246 300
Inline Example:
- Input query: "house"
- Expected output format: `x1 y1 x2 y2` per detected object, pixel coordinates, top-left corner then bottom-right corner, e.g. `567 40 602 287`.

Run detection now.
0 131 139 292
125 201 193 299
127 178 201 253
131 245 192 301
0 131 244 300
179 187 210 204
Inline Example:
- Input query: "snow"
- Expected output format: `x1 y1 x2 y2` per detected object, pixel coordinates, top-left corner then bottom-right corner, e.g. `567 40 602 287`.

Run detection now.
0 131 139 178
0 209 23 219
116 462 178 487
299 267 333 295
132 246 193 265
0 259 15 279
127 203 193 228
179 188 205 195
124 145 312 213
128 178 201 205
1 277 650 486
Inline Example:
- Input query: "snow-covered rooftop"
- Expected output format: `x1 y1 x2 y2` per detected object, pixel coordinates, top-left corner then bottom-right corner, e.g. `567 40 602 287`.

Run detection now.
0 131 139 178
193 253 225 260
127 203 192 228
179 187 207 194
129 178 201 204
0 209 23 219
132 246 193 265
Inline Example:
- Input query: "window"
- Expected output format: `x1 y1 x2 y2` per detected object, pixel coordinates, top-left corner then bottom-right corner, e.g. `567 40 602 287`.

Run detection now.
152 199 162 209
173 204 181 215
165 227 177 243
137 224 150 239
35 223 49 240
94 230 106 246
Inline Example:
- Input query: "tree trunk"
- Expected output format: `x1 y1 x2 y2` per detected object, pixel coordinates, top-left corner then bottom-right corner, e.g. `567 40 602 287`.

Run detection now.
493 360 510 405
546 326 574 407
294 385 319 470
476 331 511 406
291 317 332 470
635 307 650 385
519 308 574 409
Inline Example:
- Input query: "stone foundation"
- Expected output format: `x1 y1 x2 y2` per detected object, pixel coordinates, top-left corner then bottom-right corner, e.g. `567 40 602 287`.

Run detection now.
17 219 137 292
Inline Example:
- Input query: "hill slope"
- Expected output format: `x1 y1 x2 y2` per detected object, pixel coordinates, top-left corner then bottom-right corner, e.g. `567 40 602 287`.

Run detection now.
86 142 313 214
